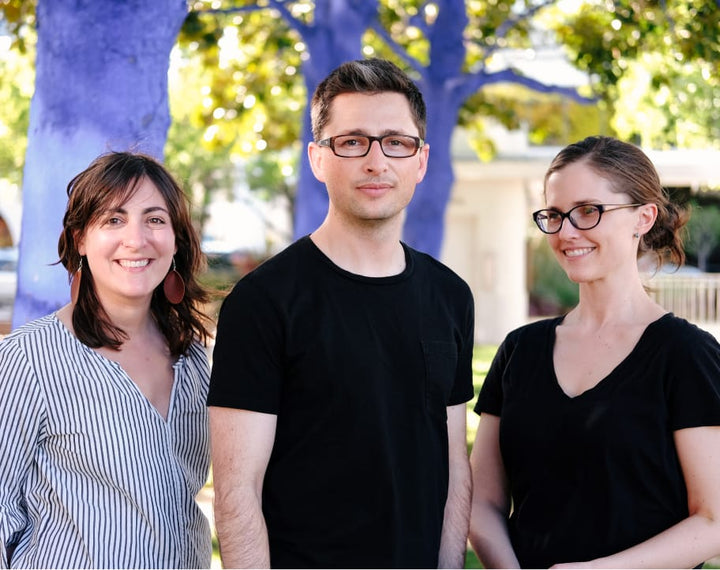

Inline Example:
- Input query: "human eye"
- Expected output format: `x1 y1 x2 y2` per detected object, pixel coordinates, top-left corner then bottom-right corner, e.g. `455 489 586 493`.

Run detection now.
336 136 365 149
146 210 169 227
576 204 600 218
386 135 415 149
399 136 417 149
544 211 561 222
101 214 124 227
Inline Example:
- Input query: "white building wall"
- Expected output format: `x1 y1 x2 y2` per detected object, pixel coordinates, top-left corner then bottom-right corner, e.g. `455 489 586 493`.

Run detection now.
442 160 545 344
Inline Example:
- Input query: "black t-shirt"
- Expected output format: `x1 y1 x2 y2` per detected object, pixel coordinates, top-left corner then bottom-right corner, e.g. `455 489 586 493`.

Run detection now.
208 236 475 568
475 314 720 568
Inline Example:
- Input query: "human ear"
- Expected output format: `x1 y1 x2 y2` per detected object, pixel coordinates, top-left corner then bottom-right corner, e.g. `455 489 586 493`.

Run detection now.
307 141 327 184
75 231 86 256
635 203 658 237
415 143 430 184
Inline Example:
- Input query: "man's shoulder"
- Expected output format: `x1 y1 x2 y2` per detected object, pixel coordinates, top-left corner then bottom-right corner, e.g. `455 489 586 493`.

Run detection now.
242 236 313 281
405 245 471 294
221 237 316 308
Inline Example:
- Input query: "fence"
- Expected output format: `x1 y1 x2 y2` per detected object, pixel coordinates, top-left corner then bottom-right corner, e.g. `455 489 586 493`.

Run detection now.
648 274 720 323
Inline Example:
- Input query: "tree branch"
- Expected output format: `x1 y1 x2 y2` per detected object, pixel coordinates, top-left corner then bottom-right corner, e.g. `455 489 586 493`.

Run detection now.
463 67 595 104
496 0 555 39
190 0 309 36
473 0 556 64
368 20 428 82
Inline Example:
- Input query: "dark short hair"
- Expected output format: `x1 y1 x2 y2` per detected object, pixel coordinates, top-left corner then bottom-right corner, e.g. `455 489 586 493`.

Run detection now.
311 58 427 141
57 151 211 355
544 136 689 269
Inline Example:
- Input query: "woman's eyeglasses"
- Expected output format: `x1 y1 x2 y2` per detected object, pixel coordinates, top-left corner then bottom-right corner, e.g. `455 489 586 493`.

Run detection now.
532 203 642 234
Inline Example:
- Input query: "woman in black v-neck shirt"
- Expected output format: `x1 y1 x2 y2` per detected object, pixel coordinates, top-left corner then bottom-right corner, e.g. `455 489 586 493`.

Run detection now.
469 136 720 569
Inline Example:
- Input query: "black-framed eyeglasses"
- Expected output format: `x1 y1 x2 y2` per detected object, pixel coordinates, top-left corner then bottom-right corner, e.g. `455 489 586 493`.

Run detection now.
317 134 424 158
532 203 643 234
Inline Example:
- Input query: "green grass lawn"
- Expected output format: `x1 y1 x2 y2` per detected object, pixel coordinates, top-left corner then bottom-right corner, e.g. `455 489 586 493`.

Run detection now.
463 345 498 568
467 344 497 448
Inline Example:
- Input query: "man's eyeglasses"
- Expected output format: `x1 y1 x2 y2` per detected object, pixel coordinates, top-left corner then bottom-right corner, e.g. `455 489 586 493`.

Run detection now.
532 203 643 234
317 134 424 158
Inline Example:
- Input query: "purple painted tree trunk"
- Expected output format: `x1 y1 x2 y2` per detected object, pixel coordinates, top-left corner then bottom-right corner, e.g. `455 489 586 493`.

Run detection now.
13 0 187 328
405 0 468 255
405 90 462 255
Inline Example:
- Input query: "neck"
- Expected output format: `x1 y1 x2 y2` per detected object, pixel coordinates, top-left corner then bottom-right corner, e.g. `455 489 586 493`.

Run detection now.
311 216 406 277
570 276 662 327
95 295 157 338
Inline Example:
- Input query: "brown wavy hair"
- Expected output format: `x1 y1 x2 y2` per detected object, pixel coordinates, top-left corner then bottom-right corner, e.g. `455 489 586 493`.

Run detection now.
57 151 212 356
544 136 689 271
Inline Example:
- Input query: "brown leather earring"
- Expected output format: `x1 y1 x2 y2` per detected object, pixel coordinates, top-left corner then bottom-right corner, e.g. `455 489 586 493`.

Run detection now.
70 258 82 304
163 257 185 304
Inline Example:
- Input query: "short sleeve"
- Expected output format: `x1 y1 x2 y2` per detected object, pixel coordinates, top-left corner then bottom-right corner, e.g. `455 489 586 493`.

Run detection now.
207 277 284 414
474 333 516 417
0 337 46 567
448 289 475 406
666 323 720 430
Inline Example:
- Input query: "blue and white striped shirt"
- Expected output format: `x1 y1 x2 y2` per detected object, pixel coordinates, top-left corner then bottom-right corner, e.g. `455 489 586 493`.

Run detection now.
0 314 212 568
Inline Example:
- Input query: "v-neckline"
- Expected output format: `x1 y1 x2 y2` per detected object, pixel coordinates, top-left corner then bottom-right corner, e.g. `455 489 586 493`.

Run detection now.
52 313 181 423
548 313 669 400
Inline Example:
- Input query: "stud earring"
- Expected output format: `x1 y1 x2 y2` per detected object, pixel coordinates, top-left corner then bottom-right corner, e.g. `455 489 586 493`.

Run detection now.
70 258 82 304
163 257 185 304
633 233 639 238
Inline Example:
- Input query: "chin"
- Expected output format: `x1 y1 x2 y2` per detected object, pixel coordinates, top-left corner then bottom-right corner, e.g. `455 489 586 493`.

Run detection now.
561 268 590 285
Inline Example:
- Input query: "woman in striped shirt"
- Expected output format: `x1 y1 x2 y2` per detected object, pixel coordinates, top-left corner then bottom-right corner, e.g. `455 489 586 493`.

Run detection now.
0 152 213 568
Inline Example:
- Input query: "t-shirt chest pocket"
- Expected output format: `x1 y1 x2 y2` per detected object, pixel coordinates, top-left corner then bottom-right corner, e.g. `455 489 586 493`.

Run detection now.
421 340 458 419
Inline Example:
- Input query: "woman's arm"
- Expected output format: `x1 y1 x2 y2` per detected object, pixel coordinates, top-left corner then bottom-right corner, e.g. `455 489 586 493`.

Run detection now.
0 340 44 568
553 425 720 569
468 413 520 569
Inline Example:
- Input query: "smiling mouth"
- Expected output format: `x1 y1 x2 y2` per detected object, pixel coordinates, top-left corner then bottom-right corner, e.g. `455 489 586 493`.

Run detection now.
564 247 594 258
118 259 150 268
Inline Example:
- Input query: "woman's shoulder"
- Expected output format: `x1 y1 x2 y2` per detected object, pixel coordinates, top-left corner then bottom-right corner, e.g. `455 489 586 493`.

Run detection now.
0 313 65 347
179 339 211 378
184 339 210 363
0 314 73 393
505 316 563 343
649 313 719 350
491 317 562 363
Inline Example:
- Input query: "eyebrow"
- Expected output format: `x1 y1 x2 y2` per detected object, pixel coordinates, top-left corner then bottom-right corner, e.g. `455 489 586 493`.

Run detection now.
545 200 602 210
337 129 413 137
106 205 170 215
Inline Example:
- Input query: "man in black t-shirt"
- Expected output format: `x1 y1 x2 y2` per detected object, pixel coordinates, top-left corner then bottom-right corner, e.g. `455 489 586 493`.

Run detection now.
208 58 475 569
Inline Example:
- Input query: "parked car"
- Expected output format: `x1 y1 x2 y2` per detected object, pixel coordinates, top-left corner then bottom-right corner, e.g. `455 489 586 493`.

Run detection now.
0 247 18 307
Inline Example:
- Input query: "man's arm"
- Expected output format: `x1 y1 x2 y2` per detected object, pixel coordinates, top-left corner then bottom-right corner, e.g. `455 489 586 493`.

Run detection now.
438 403 472 568
209 406 277 569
